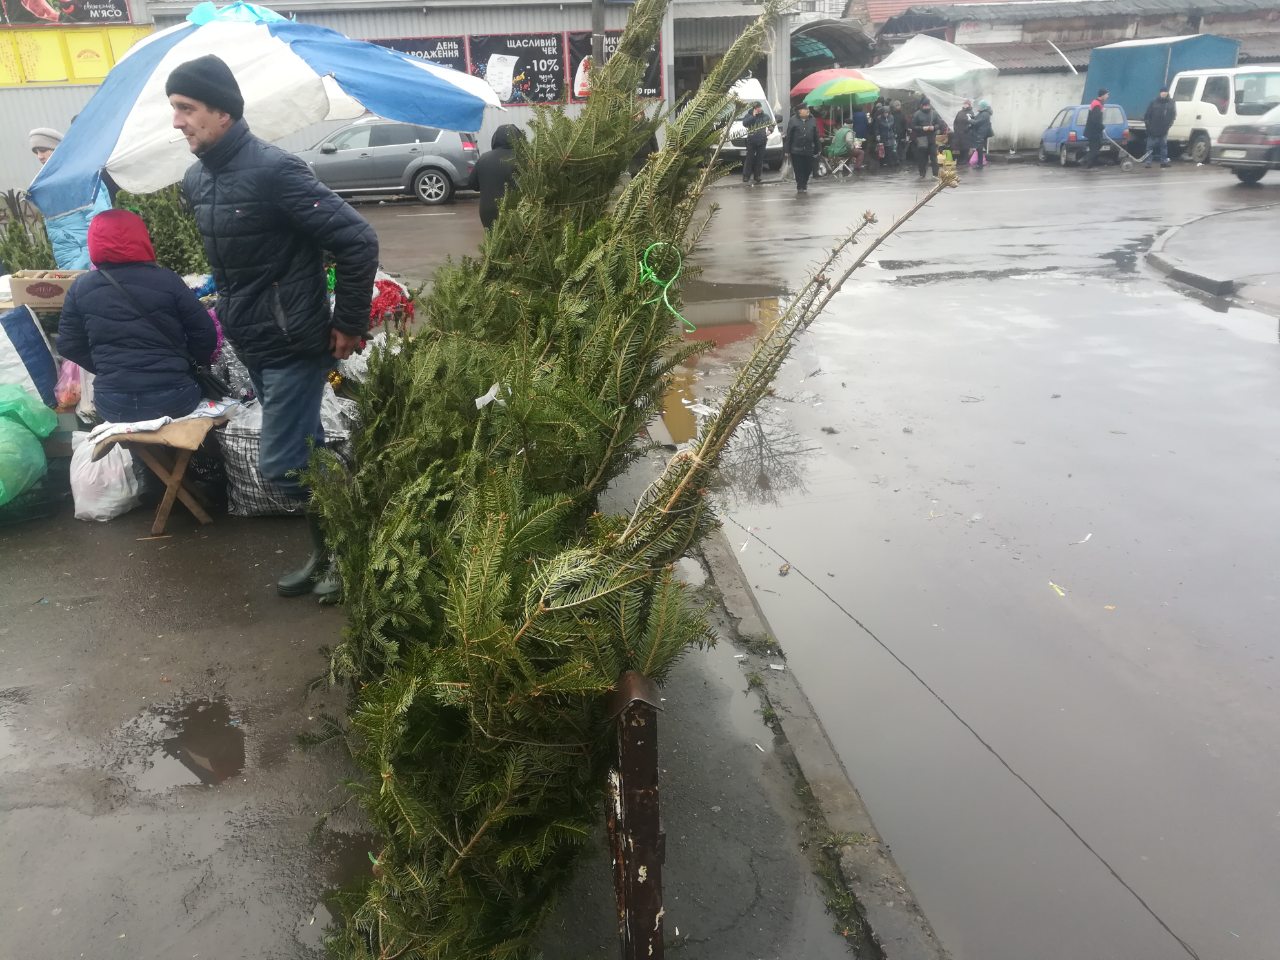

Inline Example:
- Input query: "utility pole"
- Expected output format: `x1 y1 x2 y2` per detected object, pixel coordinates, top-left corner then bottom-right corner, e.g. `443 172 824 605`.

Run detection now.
591 0 606 75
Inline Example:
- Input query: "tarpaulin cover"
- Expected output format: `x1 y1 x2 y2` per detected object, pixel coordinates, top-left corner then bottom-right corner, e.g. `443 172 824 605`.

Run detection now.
861 34 998 121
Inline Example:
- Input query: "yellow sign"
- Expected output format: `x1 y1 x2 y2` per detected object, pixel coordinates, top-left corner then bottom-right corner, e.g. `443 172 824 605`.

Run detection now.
0 24 150 86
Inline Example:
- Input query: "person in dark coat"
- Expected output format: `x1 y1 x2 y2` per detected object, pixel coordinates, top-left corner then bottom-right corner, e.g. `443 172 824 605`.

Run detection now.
910 97 946 179
891 100 909 161
784 104 821 194
851 105 870 142
1085 88 1109 169
168 54 379 600
1143 86 1176 168
952 99 973 165
740 103 773 184
969 100 994 168
469 124 524 227
57 209 217 424
874 102 898 167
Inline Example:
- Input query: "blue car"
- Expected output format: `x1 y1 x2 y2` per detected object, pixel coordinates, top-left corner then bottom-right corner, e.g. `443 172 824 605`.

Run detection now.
1038 103 1131 166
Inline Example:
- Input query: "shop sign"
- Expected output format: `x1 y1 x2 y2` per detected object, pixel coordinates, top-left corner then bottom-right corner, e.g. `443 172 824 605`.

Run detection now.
468 33 565 105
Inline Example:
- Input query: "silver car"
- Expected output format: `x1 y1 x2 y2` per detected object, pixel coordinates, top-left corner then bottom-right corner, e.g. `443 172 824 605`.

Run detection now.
296 118 479 205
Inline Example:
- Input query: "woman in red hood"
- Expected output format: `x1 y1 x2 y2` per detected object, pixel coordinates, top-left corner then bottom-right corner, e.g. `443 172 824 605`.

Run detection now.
58 209 217 423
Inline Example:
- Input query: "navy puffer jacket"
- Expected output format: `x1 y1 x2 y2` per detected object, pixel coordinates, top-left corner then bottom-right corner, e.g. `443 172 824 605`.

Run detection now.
57 210 217 398
181 120 379 369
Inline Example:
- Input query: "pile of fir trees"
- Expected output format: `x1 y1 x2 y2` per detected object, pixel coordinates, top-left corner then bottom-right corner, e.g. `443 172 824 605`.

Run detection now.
309 0 955 954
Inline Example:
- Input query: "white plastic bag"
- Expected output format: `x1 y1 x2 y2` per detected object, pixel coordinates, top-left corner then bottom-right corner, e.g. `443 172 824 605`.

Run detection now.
70 430 142 521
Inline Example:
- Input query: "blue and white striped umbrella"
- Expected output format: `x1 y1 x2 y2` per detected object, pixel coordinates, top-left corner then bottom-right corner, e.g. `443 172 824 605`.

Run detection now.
30 1 502 219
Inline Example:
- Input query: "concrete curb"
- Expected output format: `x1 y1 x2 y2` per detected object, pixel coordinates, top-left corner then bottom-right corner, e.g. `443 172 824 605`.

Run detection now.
1145 210 1237 297
1145 202 1280 299
700 529 950 960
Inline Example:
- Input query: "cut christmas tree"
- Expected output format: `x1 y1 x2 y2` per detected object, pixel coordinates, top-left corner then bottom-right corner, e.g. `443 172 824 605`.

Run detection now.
308 0 956 955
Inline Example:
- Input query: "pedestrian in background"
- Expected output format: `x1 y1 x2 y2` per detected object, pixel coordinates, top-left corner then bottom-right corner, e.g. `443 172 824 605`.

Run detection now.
1143 86 1175 168
168 53 379 601
952 99 973 165
784 103 821 193
969 99 994 168
740 102 773 184
875 102 898 167
891 100 909 162
1085 88 1109 169
910 97 946 179
851 104 870 145
469 124 524 228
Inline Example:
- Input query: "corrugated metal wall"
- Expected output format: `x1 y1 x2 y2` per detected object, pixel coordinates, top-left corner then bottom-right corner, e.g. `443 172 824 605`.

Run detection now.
0 85 98 192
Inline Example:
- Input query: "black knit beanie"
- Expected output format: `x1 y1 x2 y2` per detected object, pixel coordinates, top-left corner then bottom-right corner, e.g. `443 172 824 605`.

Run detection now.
166 55 245 120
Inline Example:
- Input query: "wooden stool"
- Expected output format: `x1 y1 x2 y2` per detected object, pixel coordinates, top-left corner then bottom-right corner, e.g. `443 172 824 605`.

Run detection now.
92 417 227 535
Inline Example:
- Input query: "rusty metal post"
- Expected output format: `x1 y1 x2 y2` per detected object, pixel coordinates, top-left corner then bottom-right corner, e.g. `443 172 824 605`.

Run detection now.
605 670 665 960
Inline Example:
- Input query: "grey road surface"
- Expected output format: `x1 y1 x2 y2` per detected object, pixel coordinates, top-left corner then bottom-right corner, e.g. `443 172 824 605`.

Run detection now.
674 164 1280 960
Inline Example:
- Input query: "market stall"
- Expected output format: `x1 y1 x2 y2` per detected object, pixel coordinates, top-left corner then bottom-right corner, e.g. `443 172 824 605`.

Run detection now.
1 0 497 526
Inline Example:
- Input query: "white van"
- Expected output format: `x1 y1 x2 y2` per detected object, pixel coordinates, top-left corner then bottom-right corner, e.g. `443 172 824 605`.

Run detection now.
722 78 784 170
1167 65 1280 162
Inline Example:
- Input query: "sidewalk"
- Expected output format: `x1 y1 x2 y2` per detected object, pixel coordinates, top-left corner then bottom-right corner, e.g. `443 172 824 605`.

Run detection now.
1146 203 1280 314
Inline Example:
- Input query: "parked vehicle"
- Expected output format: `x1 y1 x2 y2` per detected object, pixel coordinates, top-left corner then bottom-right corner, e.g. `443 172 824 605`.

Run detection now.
1211 103 1280 183
1083 35 1240 152
722 78 785 170
1038 103 1130 166
295 118 479 205
1168 65 1280 163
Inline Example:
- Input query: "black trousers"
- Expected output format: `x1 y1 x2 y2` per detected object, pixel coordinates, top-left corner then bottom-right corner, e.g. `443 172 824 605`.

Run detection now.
916 140 939 177
791 153 814 190
1086 134 1103 167
742 138 766 182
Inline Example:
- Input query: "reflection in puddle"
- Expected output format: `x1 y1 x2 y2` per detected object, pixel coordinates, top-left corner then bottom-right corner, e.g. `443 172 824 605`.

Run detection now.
299 831 377 952
659 295 784 448
715 407 817 506
657 291 814 502
130 699 246 791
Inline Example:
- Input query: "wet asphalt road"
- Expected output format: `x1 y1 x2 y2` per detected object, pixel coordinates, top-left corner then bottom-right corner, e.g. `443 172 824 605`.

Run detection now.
3 160 1277 960
672 163 1280 960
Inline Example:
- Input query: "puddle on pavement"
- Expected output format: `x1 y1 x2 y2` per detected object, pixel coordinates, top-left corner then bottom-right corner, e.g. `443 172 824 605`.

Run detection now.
653 287 818 503
0 687 30 764
657 291 784 448
127 698 246 791
298 831 377 951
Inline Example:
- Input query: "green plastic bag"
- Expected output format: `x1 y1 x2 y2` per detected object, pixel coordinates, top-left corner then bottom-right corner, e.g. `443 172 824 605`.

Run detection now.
0 384 56 507
0 384 58 438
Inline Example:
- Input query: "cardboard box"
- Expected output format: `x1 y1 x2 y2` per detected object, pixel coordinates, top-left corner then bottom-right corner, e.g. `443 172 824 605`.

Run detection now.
10 270 85 311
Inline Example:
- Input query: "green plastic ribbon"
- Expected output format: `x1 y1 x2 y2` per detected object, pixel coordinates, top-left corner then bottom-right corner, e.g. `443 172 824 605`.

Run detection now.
326 266 336 293
639 242 694 332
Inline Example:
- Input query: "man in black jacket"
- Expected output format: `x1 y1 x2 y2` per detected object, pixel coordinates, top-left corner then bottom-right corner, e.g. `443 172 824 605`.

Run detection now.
469 124 524 228
784 104 821 194
167 54 379 601
1143 86 1176 168
741 103 773 184
1085 88 1109 169
910 98 946 179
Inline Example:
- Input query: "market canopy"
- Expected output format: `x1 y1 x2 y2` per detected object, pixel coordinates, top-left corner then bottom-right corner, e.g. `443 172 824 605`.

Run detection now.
29 1 501 219
859 34 997 119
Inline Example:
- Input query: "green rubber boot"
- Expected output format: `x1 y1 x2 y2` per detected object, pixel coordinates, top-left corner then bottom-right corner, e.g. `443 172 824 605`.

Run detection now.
313 557 343 605
277 514 327 597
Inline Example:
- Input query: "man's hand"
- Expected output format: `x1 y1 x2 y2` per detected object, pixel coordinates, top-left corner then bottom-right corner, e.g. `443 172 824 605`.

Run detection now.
331 329 361 361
